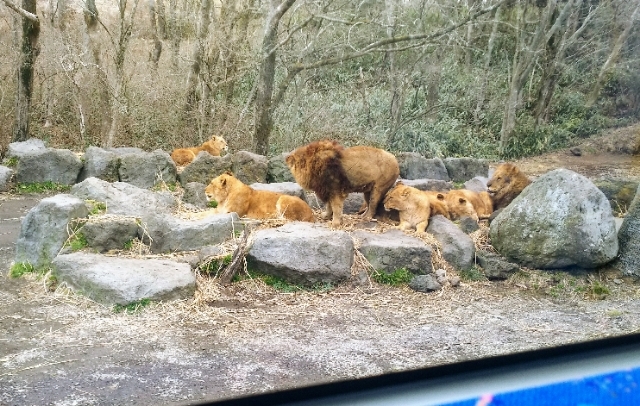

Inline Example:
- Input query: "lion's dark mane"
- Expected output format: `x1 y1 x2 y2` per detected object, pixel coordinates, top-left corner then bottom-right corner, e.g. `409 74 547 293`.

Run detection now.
294 140 353 203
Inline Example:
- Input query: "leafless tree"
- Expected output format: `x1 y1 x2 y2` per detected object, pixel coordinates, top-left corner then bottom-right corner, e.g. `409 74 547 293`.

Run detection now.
104 0 141 147
586 0 640 108
2 0 40 142
498 0 576 152
254 0 298 155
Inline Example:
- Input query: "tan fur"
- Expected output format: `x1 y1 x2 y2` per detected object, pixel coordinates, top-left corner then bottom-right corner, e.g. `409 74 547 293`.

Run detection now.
383 183 431 233
486 163 531 210
171 135 228 166
286 140 399 226
423 191 451 219
205 172 315 222
445 189 493 221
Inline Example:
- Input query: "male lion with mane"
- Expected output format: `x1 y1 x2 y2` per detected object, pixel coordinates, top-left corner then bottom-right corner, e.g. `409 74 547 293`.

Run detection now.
171 135 228 166
486 163 531 210
286 140 399 226
205 172 315 222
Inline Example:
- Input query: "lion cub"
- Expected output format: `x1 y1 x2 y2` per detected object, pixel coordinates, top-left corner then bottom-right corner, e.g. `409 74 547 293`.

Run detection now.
205 172 315 222
171 135 228 166
383 183 450 233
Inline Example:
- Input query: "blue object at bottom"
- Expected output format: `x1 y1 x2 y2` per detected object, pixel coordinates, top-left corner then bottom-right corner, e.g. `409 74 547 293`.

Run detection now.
443 367 640 406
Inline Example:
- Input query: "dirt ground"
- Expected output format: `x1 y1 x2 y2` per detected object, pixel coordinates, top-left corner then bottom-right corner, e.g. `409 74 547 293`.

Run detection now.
1 126 640 406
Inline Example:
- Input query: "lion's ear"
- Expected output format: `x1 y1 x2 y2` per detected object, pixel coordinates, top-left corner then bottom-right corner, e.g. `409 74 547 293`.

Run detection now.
437 193 445 200
224 170 234 176
458 197 467 204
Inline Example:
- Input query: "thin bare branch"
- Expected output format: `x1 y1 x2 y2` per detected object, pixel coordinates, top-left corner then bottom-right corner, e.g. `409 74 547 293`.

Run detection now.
289 0 507 71
1 0 38 22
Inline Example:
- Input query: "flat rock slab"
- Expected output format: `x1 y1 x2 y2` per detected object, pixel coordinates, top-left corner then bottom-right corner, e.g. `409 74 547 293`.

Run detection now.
247 222 353 286
354 229 433 275
52 252 196 306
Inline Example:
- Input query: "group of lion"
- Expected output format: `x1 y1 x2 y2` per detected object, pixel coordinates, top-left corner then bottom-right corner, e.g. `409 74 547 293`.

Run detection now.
171 137 530 231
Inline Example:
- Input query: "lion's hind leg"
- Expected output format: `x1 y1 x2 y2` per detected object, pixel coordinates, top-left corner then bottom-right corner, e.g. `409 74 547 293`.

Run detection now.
364 187 387 220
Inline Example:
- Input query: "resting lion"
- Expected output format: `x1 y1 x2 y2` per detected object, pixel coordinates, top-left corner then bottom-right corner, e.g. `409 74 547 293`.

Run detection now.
286 140 399 226
205 172 315 222
382 183 432 233
486 163 531 210
445 189 493 221
171 135 228 166
422 191 451 219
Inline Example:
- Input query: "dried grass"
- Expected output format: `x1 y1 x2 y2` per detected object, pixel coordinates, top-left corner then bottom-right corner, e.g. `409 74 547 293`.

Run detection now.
26 198 638 343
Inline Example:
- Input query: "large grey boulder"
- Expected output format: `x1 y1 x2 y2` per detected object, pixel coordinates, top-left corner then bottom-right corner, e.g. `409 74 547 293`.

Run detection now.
399 179 452 192
249 182 308 202
140 212 241 253
52 252 195 306
0 166 14 192
6 138 46 158
354 229 433 275
177 153 232 186
593 179 639 214
182 182 208 208
426 215 475 271
231 151 268 184
490 169 619 269
397 153 450 181
247 222 353 286
14 195 89 269
81 216 140 253
118 149 177 189
267 153 295 183
443 158 489 183
78 146 120 182
15 148 83 185
71 177 177 217
615 184 640 276
476 250 520 280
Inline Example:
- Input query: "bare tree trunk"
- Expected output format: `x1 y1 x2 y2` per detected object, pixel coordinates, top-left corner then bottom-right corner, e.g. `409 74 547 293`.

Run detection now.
82 0 112 143
499 0 573 152
254 0 297 156
386 0 405 139
474 5 502 124
7 0 40 142
532 0 587 129
168 0 180 68
425 48 443 119
464 0 478 73
105 0 140 148
156 0 166 39
185 0 211 112
586 1 640 108
148 0 162 71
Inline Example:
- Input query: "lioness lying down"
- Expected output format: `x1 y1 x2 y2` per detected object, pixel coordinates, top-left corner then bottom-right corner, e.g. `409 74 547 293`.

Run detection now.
445 189 493 221
205 172 315 222
171 135 228 166
383 182 450 233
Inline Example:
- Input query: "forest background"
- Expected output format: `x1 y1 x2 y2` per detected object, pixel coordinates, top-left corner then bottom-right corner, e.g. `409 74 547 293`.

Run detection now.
1 0 639 160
